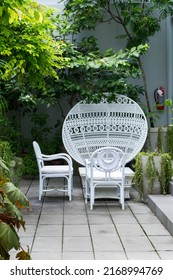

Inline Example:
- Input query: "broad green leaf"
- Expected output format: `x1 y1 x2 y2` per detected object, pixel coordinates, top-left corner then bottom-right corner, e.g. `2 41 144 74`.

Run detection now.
3 182 30 209
8 7 18 24
0 222 20 251
3 197 24 222
34 10 43 23
0 158 9 172
0 243 10 260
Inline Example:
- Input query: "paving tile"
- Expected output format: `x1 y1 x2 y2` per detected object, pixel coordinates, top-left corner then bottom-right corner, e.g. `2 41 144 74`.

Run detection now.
24 214 39 225
41 205 64 215
135 213 160 224
95 251 127 260
86 204 109 214
63 237 93 252
44 194 65 201
128 202 153 214
88 214 112 224
64 214 88 225
18 225 36 237
32 236 62 252
90 224 117 236
63 225 90 237
27 205 42 215
116 224 145 236
62 252 94 260
157 251 173 260
64 203 87 215
120 236 154 252
31 252 61 260
148 236 173 250
20 186 30 194
36 224 62 236
108 205 132 214
141 223 170 236
19 236 33 252
111 214 138 224
39 214 63 225
92 236 123 252
126 251 161 260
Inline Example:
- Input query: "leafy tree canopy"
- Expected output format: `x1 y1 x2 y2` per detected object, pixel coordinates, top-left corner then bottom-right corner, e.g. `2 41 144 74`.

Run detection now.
0 0 69 88
60 0 173 126
61 0 173 45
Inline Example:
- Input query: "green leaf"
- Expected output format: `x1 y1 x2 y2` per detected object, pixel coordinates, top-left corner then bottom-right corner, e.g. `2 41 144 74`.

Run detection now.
3 197 24 222
0 222 20 251
131 51 139 57
8 7 18 24
164 99 172 107
0 6 3 17
0 158 9 172
3 182 30 209
34 11 43 23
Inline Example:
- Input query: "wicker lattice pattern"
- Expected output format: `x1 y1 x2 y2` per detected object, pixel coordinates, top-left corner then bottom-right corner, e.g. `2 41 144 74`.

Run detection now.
62 95 148 166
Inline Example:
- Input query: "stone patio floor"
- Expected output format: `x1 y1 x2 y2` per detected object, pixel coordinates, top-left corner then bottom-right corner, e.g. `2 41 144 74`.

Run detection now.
11 176 173 260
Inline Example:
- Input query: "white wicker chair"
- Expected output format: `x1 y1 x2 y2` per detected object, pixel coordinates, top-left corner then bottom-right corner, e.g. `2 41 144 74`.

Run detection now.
62 94 148 209
85 147 126 210
62 95 148 166
33 141 73 201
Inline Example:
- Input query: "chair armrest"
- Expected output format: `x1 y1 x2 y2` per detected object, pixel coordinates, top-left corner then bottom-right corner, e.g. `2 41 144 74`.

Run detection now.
41 153 73 168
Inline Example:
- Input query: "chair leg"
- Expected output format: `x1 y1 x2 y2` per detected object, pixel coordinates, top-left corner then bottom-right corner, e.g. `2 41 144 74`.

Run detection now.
85 179 89 204
90 184 94 210
68 175 72 201
39 176 43 200
120 185 125 210
71 176 73 192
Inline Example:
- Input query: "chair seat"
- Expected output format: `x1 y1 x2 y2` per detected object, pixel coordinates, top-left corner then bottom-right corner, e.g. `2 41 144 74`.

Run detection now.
42 165 72 174
79 167 134 180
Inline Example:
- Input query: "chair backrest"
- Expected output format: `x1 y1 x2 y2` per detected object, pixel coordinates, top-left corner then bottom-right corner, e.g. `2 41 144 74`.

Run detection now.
33 141 44 171
89 147 125 181
62 95 148 166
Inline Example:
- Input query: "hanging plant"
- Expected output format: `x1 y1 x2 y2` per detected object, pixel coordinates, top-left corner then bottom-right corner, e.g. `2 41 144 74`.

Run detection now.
166 125 173 158
145 154 159 194
132 152 143 200
159 153 173 194
133 151 173 201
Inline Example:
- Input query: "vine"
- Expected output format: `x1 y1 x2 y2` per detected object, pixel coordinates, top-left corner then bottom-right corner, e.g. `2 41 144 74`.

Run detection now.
133 152 173 200
159 154 173 194
166 126 173 158
146 154 159 194
132 152 143 200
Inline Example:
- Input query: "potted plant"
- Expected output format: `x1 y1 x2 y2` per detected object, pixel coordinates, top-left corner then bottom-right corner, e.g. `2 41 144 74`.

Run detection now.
133 151 173 202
